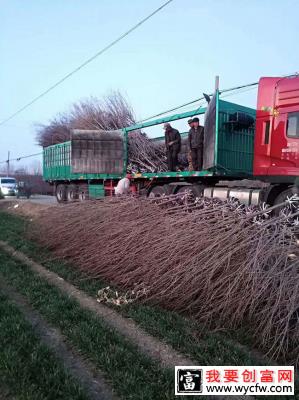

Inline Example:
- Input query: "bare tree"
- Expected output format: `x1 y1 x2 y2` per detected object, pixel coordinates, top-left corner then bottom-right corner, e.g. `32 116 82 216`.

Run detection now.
36 91 169 172
36 114 71 148
29 160 42 176
14 165 29 175
0 163 15 175
36 91 136 148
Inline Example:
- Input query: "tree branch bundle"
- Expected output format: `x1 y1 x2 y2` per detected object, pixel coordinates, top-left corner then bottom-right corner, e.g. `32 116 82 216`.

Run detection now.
36 93 168 173
31 194 299 362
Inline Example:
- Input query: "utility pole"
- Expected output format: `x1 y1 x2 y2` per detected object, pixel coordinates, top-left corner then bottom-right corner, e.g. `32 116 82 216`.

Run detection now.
6 151 10 176
215 75 219 91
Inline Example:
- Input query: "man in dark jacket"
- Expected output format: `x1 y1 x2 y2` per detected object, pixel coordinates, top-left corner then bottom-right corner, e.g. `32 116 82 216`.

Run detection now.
188 117 204 170
164 123 181 171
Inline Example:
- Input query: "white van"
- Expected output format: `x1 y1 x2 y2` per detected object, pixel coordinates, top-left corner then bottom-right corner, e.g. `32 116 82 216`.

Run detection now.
0 177 17 196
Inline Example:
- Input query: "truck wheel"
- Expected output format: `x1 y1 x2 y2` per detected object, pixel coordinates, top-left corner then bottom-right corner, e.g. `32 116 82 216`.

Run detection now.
66 185 78 202
56 184 67 203
176 185 192 195
192 184 205 198
148 185 168 198
273 187 299 216
175 184 204 198
78 186 89 201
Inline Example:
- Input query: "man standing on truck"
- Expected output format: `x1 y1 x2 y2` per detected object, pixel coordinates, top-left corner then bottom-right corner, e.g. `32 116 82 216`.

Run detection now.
164 123 181 171
187 119 194 170
188 117 204 170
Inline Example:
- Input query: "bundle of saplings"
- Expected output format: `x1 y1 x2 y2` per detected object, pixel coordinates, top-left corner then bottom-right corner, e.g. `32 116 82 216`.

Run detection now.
36 92 136 147
36 92 190 173
33 194 299 363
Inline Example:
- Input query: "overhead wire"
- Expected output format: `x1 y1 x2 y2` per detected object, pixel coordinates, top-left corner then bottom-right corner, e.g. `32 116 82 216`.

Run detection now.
2 72 298 163
0 0 174 127
137 81 259 123
0 86 261 164
138 71 298 123
0 152 42 164
139 85 258 122
220 85 258 99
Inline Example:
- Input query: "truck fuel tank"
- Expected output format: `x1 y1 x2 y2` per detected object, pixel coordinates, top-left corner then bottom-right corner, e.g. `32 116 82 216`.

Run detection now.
204 187 262 206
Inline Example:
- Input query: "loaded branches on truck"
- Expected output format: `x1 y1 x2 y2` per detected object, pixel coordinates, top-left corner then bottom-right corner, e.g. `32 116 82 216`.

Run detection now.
43 75 299 207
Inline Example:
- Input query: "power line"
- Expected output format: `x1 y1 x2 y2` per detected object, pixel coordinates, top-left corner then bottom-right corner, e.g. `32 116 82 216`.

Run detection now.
0 0 174 128
138 96 208 122
138 72 299 122
0 152 42 164
138 81 259 123
2 72 298 163
220 85 258 99
151 84 257 118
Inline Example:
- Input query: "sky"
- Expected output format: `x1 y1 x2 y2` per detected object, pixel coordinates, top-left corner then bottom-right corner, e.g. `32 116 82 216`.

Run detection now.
1 0 299 170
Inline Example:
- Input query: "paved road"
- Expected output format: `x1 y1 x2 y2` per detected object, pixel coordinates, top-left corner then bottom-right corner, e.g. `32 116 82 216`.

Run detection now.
2 195 57 206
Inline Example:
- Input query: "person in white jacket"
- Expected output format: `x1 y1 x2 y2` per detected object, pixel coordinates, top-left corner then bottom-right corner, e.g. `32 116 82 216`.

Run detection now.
114 175 131 196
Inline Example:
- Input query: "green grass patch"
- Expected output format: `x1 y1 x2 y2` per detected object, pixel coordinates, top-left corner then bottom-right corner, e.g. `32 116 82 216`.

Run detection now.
0 249 180 400
0 211 270 367
0 290 88 400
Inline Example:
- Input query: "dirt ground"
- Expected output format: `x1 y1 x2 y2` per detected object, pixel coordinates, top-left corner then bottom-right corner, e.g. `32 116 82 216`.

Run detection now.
0 199 55 219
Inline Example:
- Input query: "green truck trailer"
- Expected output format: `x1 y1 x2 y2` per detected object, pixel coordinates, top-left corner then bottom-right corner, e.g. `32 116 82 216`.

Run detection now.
43 93 258 203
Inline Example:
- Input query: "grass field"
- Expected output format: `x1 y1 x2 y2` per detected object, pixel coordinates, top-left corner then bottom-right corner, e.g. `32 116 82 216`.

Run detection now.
0 209 295 400
0 249 177 400
0 291 88 400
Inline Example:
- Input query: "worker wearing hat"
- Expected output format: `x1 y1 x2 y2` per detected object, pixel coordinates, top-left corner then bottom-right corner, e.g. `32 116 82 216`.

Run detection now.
188 117 204 170
163 123 181 171
188 118 194 128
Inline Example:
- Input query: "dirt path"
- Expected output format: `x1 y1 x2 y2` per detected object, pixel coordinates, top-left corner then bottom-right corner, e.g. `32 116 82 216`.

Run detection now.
0 276 118 400
0 240 196 369
0 198 55 218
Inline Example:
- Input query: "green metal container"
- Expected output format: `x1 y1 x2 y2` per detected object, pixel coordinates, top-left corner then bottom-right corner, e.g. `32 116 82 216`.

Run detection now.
89 184 105 199
43 99 256 183
43 141 72 181
216 100 256 176
43 129 127 182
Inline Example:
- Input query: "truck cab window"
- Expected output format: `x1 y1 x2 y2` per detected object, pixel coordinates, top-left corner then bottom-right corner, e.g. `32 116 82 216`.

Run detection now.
287 112 299 138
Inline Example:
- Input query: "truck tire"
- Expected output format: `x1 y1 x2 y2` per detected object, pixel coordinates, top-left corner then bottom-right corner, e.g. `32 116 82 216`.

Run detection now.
56 184 67 203
148 185 168 198
176 185 192 195
273 187 299 216
175 184 204 198
192 184 205 198
78 185 89 201
66 185 78 202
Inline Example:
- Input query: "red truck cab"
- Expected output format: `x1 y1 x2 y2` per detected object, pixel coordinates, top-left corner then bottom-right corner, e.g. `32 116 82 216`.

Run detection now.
254 75 299 181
